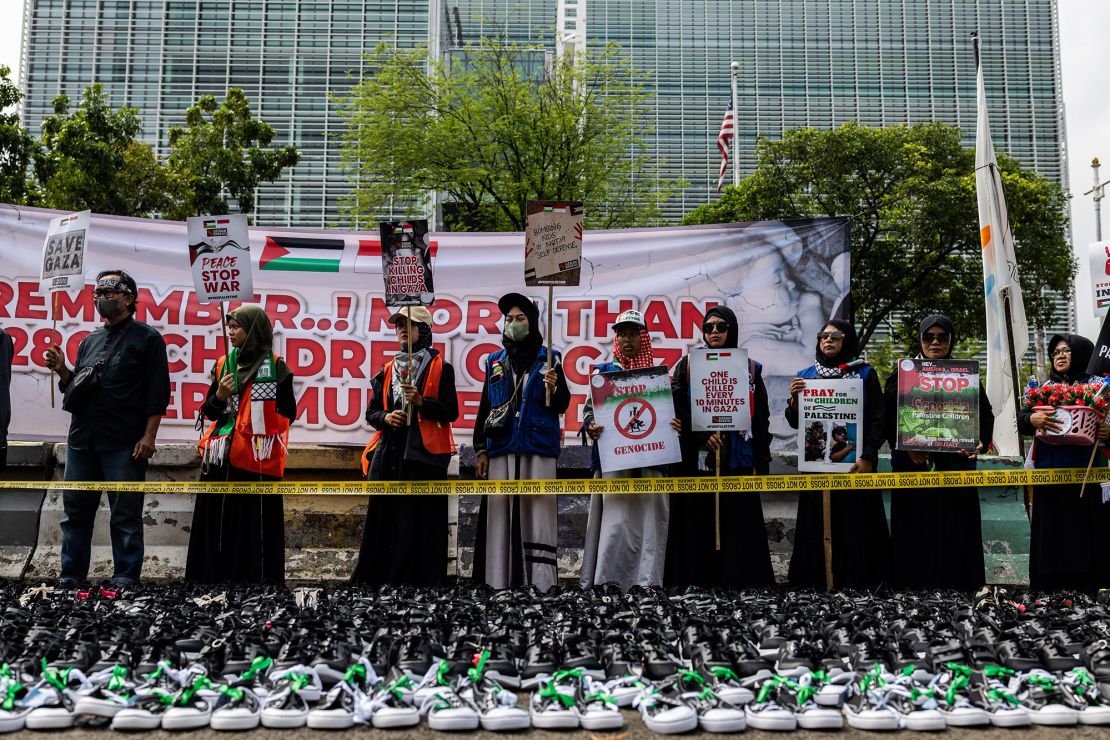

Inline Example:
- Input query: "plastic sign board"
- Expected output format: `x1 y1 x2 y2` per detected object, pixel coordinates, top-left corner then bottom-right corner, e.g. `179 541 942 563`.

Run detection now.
895 358 980 453
689 348 752 432
40 210 90 293
186 215 254 302
591 364 681 473
381 219 434 306
797 378 863 473
524 200 583 287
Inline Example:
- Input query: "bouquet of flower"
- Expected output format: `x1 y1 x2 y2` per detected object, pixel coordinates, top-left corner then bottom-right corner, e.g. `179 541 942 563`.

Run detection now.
1022 382 1110 414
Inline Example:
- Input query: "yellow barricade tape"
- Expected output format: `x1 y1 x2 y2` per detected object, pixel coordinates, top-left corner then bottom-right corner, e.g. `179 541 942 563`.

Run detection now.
0 467 1106 495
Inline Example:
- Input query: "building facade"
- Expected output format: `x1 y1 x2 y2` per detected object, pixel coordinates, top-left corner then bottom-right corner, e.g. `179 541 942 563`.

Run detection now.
20 0 1065 230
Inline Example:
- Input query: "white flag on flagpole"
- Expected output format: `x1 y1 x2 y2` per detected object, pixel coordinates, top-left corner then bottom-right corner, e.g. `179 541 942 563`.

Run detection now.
975 36 1029 457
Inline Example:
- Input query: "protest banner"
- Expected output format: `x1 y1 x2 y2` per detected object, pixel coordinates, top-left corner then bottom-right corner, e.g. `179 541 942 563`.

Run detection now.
186 215 253 303
524 201 583 287
590 365 681 474
40 210 90 294
797 378 863 473
0 205 849 445
895 358 980 453
381 219 434 307
689 348 751 432
1090 241 1110 317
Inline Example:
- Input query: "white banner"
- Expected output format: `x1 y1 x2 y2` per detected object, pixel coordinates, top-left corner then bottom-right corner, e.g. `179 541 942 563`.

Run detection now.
0 204 849 445
689 348 751 432
797 378 863 473
1089 240 1110 317
186 215 254 303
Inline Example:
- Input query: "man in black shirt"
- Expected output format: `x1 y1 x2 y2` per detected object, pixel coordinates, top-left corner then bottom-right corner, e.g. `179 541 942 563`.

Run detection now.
44 270 171 589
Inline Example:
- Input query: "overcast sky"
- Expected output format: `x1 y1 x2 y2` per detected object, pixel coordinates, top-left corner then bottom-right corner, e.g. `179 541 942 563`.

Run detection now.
1 0 1107 337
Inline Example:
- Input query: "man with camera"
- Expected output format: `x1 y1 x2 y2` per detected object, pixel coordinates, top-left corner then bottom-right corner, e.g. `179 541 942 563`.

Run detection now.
44 270 170 591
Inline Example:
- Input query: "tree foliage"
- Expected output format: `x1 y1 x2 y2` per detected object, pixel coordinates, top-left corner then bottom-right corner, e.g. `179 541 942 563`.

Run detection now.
165 88 300 220
336 37 678 230
682 122 1074 350
0 65 37 205
33 84 171 217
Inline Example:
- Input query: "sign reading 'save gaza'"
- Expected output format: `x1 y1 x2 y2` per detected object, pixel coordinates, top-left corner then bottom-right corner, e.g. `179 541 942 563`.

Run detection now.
797 379 863 473
895 358 980 453
689 348 751 432
590 365 682 474
40 210 90 294
186 215 253 302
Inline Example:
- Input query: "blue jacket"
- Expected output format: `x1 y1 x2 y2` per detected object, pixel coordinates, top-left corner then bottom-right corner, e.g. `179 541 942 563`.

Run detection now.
484 347 563 458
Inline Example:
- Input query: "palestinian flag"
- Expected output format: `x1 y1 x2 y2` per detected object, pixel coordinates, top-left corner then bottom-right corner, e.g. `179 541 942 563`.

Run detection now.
259 236 344 272
705 352 732 361
354 237 439 274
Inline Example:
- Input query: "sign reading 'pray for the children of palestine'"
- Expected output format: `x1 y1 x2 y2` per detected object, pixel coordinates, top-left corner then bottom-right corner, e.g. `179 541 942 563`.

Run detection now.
40 210 90 293
591 365 682 474
797 378 863 473
524 200 583 287
186 215 254 302
381 219 434 306
689 348 752 432
895 358 980 453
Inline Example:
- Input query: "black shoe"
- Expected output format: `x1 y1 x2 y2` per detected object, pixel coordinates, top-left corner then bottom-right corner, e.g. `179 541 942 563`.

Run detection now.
55 577 80 591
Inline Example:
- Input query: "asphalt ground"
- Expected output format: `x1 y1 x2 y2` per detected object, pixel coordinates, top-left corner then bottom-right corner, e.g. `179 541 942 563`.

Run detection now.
6 712 1109 739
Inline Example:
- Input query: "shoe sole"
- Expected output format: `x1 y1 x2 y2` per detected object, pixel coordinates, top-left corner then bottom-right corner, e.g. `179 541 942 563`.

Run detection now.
110 712 163 731
846 713 899 731
986 711 1031 728
643 711 699 735
1029 712 1079 726
73 697 125 718
579 710 624 731
371 709 421 729
307 710 356 730
745 711 798 732
530 711 579 729
943 712 991 727
210 713 261 731
428 713 481 731
699 714 747 733
161 713 212 731
23 711 76 730
480 713 532 731
797 713 844 730
0 716 27 734
260 710 308 729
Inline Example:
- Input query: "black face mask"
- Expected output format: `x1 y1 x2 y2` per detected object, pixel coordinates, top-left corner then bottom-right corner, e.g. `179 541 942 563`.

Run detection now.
96 298 124 320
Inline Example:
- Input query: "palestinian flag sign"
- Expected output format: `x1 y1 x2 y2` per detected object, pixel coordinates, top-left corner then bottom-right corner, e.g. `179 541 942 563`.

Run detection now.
259 235 344 273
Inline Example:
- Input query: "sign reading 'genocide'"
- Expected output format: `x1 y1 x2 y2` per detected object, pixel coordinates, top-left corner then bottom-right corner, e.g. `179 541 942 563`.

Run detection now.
590 364 681 473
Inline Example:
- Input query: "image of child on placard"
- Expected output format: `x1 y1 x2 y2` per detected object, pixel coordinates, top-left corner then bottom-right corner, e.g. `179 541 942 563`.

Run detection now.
829 423 857 464
804 421 827 462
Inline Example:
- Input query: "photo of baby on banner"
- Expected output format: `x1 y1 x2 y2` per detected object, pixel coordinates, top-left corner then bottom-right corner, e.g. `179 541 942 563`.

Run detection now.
796 378 863 472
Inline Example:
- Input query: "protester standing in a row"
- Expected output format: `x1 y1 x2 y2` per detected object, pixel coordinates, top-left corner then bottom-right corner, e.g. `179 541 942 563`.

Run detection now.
1018 333 1110 591
580 310 672 590
188 305 295 585
473 293 570 591
666 305 775 588
786 320 890 589
352 307 459 587
44 270 171 589
883 315 993 591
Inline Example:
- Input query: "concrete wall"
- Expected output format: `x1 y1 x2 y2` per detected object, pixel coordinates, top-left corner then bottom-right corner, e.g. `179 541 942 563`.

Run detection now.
0 442 1031 585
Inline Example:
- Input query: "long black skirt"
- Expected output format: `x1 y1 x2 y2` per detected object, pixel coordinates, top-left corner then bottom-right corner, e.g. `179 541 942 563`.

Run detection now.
890 486 984 590
1029 482 1110 591
184 461 286 585
788 489 891 590
350 460 448 588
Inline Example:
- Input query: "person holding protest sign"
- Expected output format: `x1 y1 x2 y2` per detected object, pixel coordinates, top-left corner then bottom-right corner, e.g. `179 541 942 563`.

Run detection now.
1017 333 1110 591
44 270 170 590
473 293 570 591
666 305 774 588
580 309 673 590
785 319 890 589
187 305 295 584
882 315 993 590
351 307 458 587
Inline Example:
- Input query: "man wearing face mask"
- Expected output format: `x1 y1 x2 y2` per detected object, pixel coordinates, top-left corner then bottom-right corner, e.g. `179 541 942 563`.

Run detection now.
44 270 171 591
472 293 570 591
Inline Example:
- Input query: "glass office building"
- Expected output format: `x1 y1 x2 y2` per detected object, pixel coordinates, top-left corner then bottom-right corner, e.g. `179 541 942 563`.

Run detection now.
19 0 1065 229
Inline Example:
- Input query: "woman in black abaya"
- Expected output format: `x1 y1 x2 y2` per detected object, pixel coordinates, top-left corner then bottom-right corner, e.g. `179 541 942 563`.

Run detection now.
883 315 993 590
785 320 891 589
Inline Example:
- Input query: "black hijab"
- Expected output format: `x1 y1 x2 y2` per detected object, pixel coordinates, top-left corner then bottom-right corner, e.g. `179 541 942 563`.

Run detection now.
704 305 739 349
918 314 956 359
1048 333 1094 384
498 292 543 374
815 319 858 368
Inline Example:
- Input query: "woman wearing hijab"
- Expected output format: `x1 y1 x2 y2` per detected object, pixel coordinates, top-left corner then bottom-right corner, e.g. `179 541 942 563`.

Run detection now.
665 305 775 588
351 307 459 587
882 315 994 590
785 319 890 588
580 310 674 590
188 305 296 584
1017 333 1110 590
472 293 571 591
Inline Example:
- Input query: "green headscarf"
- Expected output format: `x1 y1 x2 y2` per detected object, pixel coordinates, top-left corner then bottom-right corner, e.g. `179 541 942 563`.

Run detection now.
220 304 291 386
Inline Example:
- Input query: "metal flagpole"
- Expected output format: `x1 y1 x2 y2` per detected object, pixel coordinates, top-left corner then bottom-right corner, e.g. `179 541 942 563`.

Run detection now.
1086 157 1108 241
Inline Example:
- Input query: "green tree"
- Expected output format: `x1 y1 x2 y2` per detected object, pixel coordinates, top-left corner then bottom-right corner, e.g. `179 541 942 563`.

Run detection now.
165 88 300 221
34 84 171 217
336 37 678 231
682 122 1074 351
0 65 37 205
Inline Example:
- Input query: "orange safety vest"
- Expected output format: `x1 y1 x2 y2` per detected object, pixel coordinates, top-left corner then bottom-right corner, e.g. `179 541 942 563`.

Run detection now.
361 354 456 476
198 354 291 477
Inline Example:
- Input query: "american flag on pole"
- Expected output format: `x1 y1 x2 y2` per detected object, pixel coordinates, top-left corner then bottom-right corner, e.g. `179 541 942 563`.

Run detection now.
975 35 1028 457
716 100 735 193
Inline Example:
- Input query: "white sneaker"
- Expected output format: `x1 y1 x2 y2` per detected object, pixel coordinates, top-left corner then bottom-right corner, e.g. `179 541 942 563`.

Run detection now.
743 675 798 731
788 672 843 729
457 653 531 732
209 685 262 731
529 677 578 729
1012 669 1079 726
161 674 217 731
110 691 175 731
260 665 321 729
74 665 136 719
24 665 89 730
604 674 651 708
934 664 990 727
307 659 379 730
1062 667 1110 726
364 670 421 729
0 668 34 733
634 684 699 735
421 684 480 731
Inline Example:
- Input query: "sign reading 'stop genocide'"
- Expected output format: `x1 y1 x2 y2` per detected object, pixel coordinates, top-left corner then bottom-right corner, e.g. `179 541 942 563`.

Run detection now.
590 364 681 473
689 348 752 432
895 358 980 453
381 219 434 306
40 210 90 293
797 378 863 473
186 215 254 302
525 201 583 287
